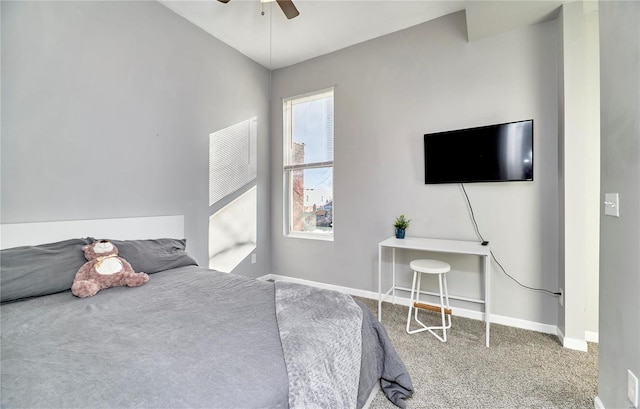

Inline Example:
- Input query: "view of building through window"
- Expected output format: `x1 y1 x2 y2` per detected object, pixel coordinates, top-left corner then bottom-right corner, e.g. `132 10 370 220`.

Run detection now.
284 89 334 237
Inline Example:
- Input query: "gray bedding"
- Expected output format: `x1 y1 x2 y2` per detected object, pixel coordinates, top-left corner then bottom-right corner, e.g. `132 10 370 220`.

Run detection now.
276 281 363 408
1 265 412 408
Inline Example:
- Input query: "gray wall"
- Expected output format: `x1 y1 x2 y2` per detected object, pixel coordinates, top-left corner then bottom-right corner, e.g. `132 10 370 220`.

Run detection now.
1 1 272 277
598 1 640 407
270 11 560 325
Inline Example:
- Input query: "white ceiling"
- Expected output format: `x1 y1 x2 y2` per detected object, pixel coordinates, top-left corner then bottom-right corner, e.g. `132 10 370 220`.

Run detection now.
159 0 568 70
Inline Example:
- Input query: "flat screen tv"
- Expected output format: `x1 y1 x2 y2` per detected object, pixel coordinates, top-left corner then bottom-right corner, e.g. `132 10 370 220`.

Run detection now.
424 119 533 184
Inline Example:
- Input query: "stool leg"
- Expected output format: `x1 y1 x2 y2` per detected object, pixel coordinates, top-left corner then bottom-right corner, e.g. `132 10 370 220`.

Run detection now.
414 271 423 323
443 273 451 331
438 273 447 342
406 271 418 333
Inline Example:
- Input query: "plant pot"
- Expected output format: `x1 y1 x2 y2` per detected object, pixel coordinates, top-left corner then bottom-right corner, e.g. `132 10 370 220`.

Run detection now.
395 228 406 239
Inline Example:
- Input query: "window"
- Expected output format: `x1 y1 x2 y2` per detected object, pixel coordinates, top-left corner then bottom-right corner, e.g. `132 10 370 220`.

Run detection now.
283 88 334 239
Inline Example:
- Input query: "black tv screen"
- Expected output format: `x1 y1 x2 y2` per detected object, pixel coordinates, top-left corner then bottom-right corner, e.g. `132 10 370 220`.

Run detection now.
424 119 533 184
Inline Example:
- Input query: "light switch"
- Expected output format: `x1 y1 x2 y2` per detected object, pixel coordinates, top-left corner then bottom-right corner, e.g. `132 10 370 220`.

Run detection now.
604 193 620 217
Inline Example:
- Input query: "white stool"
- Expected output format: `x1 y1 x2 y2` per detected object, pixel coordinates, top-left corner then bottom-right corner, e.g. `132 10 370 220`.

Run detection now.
406 259 452 342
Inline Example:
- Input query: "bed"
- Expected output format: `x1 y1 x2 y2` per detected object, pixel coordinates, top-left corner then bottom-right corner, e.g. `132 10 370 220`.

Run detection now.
0 216 413 409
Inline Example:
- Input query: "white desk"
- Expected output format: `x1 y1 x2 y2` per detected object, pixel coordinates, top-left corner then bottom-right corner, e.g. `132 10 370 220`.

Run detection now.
377 236 492 347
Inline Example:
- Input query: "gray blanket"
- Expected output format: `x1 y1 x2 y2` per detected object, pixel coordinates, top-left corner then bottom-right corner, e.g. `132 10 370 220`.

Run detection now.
275 281 363 409
357 300 414 408
1 266 413 408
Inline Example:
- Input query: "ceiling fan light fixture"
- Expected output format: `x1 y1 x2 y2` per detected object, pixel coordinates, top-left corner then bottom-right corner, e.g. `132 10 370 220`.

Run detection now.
217 0 299 20
276 0 299 19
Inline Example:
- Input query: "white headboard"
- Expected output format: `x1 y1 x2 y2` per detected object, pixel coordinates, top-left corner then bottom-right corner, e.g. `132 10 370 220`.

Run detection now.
0 215 184 250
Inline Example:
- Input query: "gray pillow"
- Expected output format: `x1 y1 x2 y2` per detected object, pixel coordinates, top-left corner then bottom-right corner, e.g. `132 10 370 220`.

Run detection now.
106 238 198 274
0 238 94 303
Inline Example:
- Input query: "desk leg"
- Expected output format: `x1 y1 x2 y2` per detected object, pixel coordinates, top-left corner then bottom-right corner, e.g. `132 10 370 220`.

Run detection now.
485 254 491 347
392 248 396 304
378 244 382 321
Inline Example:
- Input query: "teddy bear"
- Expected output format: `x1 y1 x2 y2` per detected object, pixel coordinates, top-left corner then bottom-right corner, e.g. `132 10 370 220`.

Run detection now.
71 239 149 298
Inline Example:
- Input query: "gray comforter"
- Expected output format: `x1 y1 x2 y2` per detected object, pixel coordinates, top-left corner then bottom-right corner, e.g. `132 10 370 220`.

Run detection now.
1 266 412 408
276 281 363 408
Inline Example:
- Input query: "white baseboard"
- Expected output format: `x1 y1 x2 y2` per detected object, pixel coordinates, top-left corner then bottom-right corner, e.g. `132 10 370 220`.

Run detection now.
260 274 561 338
585 330 599 343
557 327 589 351
259 273 379 299
594 396 605 409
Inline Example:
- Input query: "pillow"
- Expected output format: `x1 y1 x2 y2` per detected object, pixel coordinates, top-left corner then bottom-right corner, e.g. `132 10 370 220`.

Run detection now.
1 238 94 303
104 238 198 274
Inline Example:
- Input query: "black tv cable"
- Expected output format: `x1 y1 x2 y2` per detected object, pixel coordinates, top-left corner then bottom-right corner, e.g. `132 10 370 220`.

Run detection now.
460 183 561 297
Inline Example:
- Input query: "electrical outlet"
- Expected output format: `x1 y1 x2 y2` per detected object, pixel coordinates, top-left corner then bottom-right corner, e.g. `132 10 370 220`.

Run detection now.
559 288 564 306
251 254 257 264
629 370 639 408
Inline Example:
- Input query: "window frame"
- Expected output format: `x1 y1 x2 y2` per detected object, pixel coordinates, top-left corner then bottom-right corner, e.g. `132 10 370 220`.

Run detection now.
282 87 335 241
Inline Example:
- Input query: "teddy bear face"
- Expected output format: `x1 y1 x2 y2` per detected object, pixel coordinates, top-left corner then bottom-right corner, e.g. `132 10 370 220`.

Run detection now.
94 240 114 254
83 239 119 261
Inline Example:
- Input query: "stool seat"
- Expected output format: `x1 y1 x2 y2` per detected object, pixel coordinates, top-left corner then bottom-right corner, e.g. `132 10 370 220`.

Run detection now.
406 259 452 342
410 259 450 274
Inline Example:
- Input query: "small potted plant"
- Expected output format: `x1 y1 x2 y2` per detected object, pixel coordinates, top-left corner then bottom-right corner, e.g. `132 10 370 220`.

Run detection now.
393 214 411 239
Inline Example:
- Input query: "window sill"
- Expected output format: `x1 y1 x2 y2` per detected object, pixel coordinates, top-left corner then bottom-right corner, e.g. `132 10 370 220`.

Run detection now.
285 232 334 242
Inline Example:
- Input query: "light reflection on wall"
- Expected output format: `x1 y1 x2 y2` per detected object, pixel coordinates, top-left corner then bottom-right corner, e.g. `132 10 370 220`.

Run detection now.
208 186 257 273
209 118 257 206
208 117 258 273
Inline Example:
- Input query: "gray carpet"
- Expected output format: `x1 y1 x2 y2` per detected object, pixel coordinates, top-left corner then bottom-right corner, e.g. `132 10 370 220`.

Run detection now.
356 298 598 409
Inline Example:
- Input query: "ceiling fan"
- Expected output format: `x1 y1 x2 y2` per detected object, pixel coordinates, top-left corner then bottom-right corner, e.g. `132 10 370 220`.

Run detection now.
217 0 300 20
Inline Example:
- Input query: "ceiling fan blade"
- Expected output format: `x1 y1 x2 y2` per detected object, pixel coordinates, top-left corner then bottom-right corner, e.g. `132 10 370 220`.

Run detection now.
276 0 299 19
217 0 230 3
